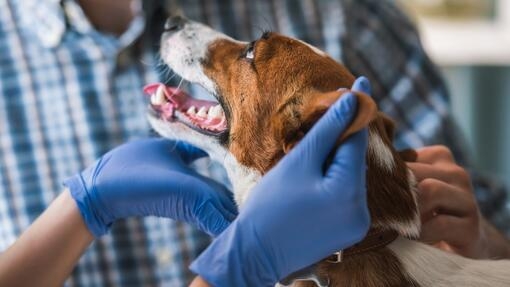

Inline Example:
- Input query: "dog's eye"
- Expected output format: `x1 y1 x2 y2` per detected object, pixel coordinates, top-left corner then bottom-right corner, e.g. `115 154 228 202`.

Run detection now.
244 42 255 60
246 47 254 60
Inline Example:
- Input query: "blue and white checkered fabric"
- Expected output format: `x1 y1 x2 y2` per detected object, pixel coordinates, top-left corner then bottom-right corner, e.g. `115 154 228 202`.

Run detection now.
0 0 508 286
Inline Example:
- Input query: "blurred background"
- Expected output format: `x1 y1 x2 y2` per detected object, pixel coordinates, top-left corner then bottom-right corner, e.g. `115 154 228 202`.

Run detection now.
397 0 510 188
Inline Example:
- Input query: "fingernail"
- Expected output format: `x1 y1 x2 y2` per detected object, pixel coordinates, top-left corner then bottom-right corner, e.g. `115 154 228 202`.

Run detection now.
354 76 371 95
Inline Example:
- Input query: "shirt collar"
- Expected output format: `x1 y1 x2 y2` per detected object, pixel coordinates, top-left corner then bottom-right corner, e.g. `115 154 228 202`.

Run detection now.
16 0 66 48
16 0 147 49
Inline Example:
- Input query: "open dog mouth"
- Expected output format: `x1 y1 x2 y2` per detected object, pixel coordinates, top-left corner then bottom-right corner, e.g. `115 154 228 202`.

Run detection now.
143 83 228 136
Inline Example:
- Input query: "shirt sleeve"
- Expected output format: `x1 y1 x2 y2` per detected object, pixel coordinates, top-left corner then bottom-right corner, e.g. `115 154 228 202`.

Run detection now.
339 0 509 234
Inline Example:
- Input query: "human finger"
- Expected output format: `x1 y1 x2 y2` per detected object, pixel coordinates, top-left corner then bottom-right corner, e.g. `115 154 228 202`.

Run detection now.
414 145 455 165
418 178 475 222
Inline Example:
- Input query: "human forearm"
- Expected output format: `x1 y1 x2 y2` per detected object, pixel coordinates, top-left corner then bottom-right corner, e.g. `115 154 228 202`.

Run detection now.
0 189 94 287
190 276 213 287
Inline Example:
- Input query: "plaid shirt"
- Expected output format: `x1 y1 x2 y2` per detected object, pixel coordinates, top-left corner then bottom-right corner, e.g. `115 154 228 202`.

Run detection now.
0 0 508 286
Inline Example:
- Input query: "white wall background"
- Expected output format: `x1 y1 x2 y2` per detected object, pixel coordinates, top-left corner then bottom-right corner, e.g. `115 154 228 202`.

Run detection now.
443 67 510 187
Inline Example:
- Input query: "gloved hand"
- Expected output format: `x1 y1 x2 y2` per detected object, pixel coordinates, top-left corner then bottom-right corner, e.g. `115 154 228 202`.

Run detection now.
190 77 372 287
64 139 237 237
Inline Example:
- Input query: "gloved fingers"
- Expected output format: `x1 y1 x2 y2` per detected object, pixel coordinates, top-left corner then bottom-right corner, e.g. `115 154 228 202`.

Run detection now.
108 138 199 167
153 174 237 224
196 176 238 219
216 189 238 220
174 176 238 221
195 201 234 236
133 171 237 221
324 128 368 191
170 141 209 163
289 93 358 170
351 76 372 95
213 193 238 222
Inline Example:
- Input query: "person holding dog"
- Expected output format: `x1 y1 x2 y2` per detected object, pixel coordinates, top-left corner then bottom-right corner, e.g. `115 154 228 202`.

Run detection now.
1 0 509 286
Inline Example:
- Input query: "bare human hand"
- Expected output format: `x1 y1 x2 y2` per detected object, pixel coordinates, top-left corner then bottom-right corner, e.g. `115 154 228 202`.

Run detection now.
407 145 510 259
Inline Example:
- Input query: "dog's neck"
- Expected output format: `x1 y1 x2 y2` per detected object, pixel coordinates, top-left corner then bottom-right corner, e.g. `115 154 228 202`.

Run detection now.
220 152 261 205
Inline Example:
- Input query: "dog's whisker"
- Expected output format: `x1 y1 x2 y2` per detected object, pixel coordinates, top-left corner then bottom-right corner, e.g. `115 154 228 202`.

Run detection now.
166 77 189 96
162 67 176 83
139 54 164 68
164 73 177 85
156 59 167 68
256 15 274 36
139 58 160 68
155 61 167 68
154 52 168 67
175 77 184 90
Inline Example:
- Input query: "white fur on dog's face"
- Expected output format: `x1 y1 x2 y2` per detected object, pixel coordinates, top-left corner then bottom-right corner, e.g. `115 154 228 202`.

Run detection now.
160 21 224 93
155 20 260 206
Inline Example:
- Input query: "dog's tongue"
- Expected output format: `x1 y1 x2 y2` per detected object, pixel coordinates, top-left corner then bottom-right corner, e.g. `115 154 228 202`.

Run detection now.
144 83 219 111
143 83 227 132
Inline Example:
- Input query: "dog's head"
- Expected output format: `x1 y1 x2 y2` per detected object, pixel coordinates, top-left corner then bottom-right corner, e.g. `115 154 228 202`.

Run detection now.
147 16 420 238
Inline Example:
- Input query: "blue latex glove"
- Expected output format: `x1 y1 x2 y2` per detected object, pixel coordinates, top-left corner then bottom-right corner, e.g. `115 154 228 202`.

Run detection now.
64 139 237 237
190 77 372 287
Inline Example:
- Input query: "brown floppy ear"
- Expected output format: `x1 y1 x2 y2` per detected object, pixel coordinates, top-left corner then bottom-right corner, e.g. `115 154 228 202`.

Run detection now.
282 89 378 154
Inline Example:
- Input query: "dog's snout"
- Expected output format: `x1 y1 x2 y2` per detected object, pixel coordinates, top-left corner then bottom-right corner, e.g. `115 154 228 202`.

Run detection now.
164 16 186 33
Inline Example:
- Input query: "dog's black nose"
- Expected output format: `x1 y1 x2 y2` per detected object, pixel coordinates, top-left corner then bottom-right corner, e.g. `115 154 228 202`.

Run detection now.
164 16 186 33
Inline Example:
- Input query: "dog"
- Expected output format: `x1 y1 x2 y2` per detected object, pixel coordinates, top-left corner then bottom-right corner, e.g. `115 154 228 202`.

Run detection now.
145 16 510 287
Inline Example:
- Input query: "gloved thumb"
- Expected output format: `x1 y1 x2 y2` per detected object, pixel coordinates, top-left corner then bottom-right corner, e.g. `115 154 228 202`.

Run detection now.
288 93 358 170
325 128 368 187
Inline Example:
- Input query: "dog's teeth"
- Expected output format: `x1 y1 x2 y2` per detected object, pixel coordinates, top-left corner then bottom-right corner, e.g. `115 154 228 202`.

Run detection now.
197 106 208 117
150 94 157 105
217 106 224 118
151 85 166 105
156 85 166 102
208 105 222 119
187 106 197 115
214 105 225 119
